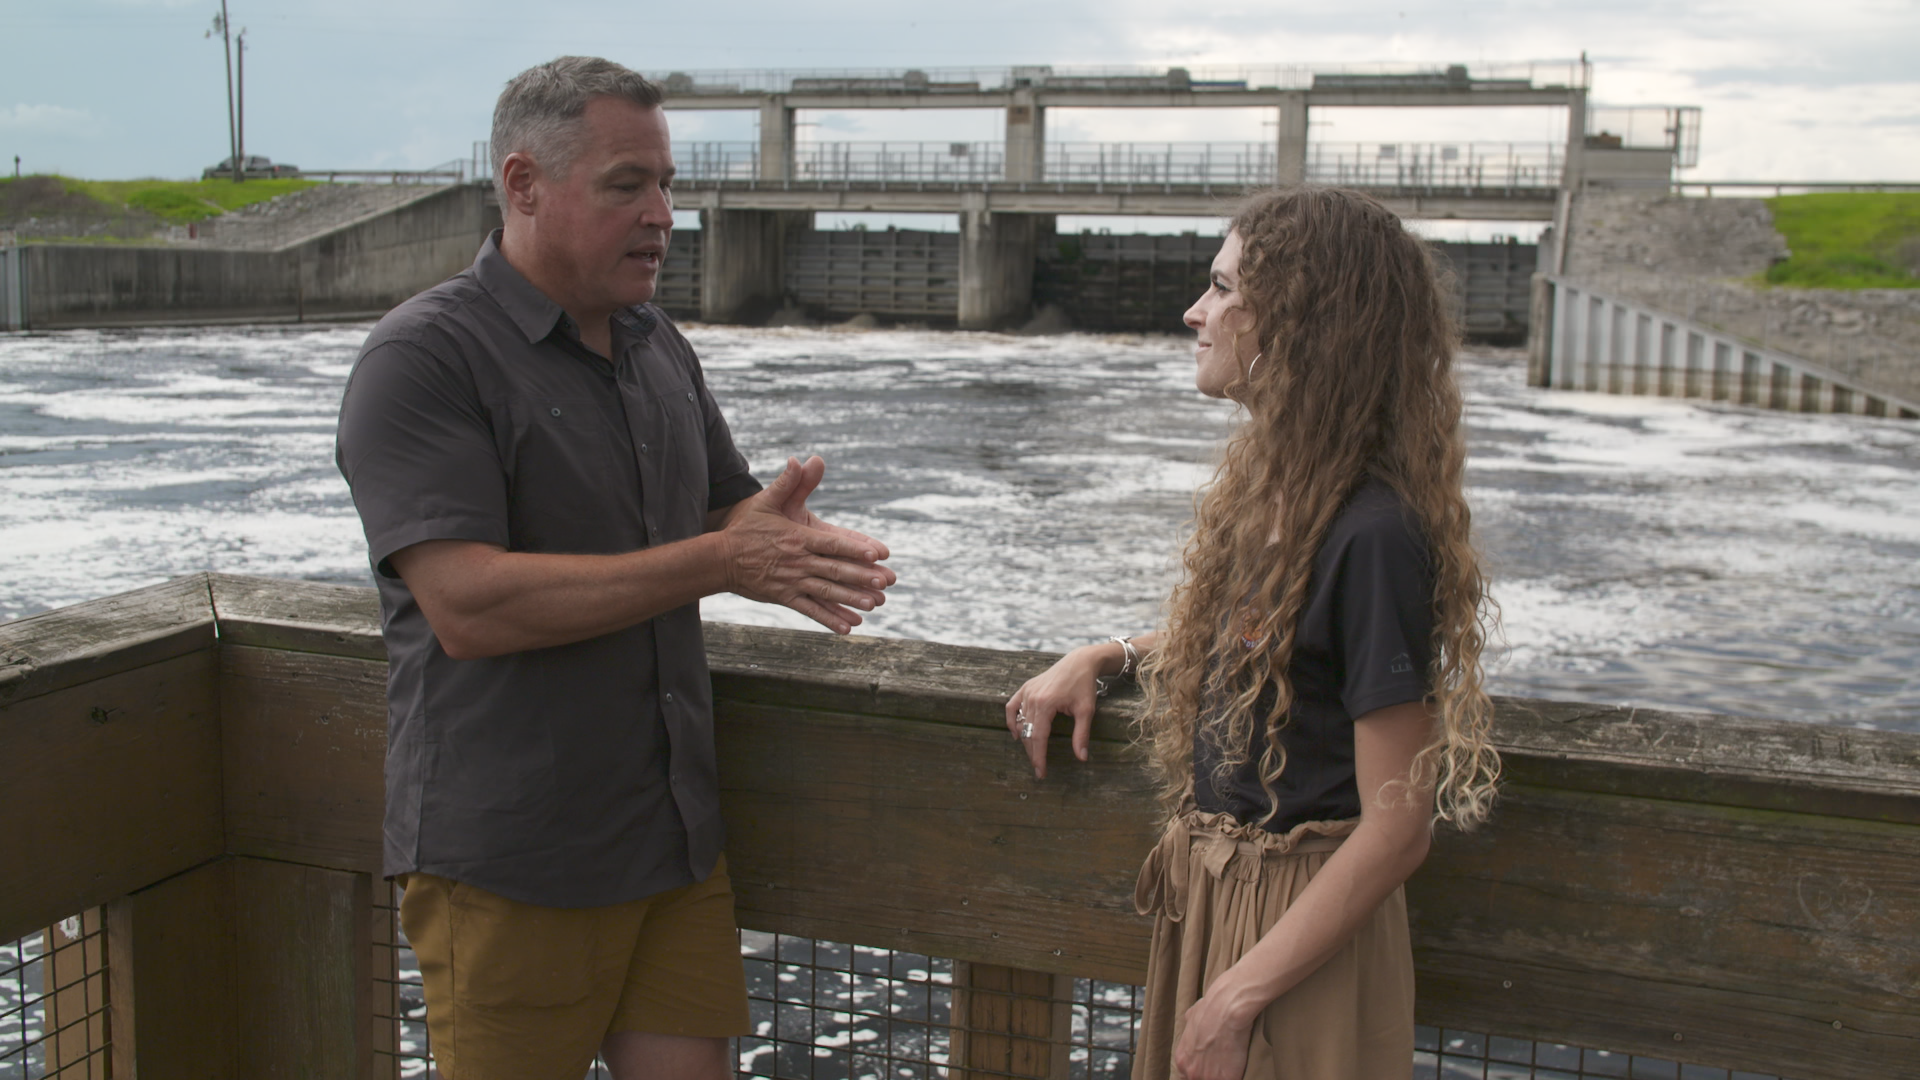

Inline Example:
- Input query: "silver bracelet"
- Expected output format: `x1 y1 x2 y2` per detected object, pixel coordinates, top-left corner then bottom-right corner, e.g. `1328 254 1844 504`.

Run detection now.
1109 635 1139 678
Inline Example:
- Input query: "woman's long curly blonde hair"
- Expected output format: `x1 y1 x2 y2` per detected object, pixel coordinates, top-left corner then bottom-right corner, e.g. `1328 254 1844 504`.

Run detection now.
1139 186 1501 830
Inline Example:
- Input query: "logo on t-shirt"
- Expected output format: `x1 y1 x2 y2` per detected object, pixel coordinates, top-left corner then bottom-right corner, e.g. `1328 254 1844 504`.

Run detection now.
1388 652 1413 675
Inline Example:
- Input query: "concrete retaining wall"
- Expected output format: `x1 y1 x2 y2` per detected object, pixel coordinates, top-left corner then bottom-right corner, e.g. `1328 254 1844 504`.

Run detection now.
1555 192 1920 404
18 185 500 329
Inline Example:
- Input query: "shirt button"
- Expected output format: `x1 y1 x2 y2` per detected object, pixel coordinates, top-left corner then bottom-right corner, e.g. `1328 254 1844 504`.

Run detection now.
550 407 562 417
640 443 650 453
685 392 695 402
664 692 674 703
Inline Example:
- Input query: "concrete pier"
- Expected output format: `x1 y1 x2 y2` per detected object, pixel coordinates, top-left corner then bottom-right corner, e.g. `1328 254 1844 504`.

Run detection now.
1274 92 1309 186
958 210 1042 330
1004 89 1045 183
758 95 795 181
699 209 808 323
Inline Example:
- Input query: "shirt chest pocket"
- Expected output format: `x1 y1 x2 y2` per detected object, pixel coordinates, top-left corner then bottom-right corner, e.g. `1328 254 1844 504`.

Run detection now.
503 397 621 524
652 385 711 520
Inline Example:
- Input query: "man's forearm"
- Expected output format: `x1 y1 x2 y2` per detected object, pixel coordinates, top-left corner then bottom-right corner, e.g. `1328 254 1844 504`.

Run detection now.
392 535 732 659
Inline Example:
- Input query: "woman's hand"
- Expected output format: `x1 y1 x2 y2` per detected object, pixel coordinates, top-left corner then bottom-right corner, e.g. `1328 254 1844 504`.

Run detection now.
1173 984 1259 1080
1004 645 1108 779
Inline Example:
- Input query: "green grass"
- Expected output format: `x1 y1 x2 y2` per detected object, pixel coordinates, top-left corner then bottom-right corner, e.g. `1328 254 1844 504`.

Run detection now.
1764 193 1920 289
69 176 318 222
0 174 318 226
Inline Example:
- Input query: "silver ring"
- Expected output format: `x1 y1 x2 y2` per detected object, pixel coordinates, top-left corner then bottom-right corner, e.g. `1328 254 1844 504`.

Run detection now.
1020 721 1034 739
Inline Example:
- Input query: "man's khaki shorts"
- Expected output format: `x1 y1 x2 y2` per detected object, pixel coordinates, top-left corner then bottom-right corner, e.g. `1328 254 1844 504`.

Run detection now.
398 857 751 1080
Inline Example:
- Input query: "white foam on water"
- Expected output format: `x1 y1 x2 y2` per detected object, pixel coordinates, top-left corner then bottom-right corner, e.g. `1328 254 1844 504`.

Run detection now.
2 324 1915 728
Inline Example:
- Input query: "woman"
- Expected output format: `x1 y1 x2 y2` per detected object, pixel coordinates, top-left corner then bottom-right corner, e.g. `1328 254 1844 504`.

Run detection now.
1005 187 1500 1080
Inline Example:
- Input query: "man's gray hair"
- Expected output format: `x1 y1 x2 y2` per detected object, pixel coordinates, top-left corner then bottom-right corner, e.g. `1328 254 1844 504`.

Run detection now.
491 56 664 203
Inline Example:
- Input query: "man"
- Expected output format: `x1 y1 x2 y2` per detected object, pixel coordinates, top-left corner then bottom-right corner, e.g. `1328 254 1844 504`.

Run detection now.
335 56 894 1080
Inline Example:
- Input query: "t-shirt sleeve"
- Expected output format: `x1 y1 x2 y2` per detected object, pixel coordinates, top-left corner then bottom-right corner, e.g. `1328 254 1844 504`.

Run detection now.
1332 508 1437 719
335 339 509 578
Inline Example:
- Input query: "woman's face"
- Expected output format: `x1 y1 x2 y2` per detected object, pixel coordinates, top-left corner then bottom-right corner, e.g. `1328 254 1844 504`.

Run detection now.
1183 230 1259 399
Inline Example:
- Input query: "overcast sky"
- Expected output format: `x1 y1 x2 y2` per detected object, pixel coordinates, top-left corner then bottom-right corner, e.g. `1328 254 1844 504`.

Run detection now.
6 0 1919 186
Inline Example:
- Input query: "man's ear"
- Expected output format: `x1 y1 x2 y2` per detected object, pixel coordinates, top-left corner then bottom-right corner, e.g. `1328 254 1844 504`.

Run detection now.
500 151 540 217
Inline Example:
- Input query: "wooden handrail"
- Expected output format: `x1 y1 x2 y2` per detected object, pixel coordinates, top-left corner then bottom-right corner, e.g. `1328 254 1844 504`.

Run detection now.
2 573 1917 1077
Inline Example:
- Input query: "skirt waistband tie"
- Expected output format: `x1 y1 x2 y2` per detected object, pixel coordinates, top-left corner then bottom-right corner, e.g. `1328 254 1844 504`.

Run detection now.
1133 806 1358 922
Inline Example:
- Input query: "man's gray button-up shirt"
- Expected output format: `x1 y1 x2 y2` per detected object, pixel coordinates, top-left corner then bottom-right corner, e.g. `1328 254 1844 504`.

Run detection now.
335 232 761 908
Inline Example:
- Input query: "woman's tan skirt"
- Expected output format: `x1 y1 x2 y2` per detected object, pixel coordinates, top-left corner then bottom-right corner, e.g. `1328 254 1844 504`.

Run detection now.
1130 808 1414 1080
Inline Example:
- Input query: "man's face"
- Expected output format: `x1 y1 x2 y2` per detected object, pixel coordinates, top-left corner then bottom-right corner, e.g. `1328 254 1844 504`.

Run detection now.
532 97 674 313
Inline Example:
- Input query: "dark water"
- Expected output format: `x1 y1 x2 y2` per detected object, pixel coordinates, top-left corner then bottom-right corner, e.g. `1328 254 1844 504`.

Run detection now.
2 322 1917 729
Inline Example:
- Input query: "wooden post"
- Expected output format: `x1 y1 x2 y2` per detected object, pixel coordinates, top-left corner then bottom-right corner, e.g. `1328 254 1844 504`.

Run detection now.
231 859 376 1080
950 962 1073 1080
105 856 376 1080
107 859 240 1080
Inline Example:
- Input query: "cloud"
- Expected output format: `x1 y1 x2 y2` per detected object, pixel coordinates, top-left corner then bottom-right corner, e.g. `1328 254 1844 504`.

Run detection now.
0 104 105 138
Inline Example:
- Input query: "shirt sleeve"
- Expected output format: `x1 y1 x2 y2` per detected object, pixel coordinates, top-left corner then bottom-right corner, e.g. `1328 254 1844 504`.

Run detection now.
694 364 762 513
335 339 510 578
1332 507 1437 719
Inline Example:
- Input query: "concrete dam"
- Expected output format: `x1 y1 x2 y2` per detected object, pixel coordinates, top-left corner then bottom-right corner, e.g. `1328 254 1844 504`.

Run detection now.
3 59 1694 338
653 222 1538 340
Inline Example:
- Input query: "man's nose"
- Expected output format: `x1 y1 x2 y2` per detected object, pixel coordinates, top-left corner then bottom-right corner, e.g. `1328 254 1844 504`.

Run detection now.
641 186 674 227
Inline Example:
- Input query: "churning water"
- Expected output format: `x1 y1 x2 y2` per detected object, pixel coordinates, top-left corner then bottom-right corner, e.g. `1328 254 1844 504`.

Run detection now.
1 322 1916 730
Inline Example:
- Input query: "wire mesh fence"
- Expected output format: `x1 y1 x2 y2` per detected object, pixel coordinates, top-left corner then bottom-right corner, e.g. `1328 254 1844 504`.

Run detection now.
0 890 1796 1080
360 890 1791 1080
0 911 111 1080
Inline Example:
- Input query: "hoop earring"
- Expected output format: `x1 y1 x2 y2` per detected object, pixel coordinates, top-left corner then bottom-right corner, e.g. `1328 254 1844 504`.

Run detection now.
1247 352 1263 379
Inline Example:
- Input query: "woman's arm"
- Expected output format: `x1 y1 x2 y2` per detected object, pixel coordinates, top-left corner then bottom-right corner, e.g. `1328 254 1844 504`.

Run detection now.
1004 631 1159 779
1172 700 1435 1080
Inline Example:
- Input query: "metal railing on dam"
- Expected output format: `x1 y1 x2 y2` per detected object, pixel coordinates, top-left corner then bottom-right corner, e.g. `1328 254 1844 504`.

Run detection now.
1538 275 1920 418
654 60 1591 96
676 141 1566 194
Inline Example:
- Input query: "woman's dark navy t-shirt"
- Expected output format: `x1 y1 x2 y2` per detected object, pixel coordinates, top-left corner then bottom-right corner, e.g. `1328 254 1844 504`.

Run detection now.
1191 481 1436 832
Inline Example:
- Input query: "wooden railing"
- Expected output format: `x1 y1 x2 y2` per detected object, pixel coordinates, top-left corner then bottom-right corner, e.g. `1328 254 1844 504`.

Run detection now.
2 574 1917 1078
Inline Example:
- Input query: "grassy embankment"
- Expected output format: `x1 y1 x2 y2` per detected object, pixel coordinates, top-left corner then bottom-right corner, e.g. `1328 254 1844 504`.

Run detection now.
0 174 317 240
1763 193 1920 288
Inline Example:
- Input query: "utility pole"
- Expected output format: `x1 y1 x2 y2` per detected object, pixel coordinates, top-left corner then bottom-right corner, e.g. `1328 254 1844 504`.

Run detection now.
236 28 247 171
207 2 240 182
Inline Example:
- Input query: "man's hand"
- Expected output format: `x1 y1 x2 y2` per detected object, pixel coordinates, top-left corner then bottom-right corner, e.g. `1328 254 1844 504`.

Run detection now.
390 456 894 658
716 456 895 634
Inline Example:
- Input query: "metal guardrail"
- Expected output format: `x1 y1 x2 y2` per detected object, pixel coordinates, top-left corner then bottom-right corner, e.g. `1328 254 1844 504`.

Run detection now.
1674 180 1920 196
295 170 463 185
1543 275 1920 418
1306 142 1563 191
675 141 1566 192
295 159 473 185
1586 105 1701 166
648 61 1590 96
